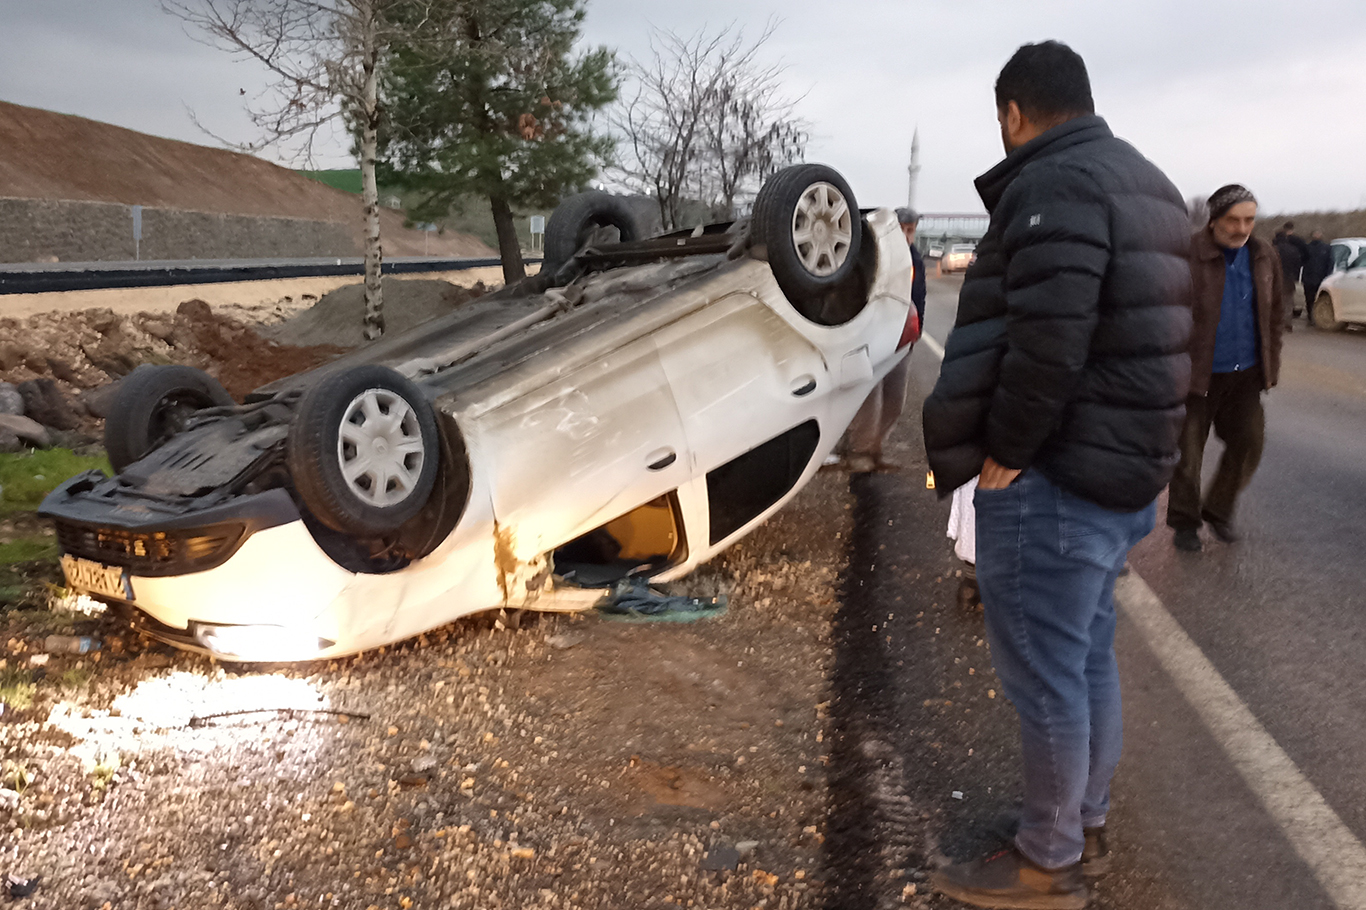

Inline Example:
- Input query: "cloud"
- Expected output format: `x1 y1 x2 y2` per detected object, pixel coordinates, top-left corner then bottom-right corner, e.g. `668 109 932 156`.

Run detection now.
3 0 1364 212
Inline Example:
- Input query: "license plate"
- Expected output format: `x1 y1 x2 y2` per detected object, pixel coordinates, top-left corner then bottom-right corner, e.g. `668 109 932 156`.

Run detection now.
60 554 131 601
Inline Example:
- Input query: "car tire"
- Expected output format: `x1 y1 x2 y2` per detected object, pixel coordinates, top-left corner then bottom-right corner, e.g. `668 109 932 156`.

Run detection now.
287 365 441 536
543 191 652 273
753 164 864 322
104 364 235 472
1313 294 1345 331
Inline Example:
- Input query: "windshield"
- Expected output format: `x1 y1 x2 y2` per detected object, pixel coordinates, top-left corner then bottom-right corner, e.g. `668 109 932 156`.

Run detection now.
1351 249 1366 270
1333 244 1353 269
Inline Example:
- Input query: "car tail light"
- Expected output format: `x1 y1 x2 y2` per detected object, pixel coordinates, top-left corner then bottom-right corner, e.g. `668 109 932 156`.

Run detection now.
898 307 921 349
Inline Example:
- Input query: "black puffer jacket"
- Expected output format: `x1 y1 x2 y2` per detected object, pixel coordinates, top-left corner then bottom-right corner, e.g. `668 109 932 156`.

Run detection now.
922 116 1192 511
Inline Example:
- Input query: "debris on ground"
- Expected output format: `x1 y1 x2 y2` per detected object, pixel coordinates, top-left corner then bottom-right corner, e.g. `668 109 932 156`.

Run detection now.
597 577 728 621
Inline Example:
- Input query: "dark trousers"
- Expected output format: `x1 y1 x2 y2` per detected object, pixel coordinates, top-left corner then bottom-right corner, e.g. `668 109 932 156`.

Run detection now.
1166 367 1265 531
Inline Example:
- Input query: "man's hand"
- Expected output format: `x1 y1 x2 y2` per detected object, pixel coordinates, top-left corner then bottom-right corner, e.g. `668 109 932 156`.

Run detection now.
978 456 1022 490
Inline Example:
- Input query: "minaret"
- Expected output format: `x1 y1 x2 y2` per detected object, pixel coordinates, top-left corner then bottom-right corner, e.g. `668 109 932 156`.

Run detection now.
907 126 921 209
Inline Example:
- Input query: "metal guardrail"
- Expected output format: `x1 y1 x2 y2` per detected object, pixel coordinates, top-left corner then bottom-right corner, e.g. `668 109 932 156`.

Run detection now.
0 255 536 295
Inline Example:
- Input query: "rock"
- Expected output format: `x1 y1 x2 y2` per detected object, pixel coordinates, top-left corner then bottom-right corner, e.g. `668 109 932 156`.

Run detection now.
0 345 24 372
411 755 438 774
546 632 585 650
82 343 137 379
0 414 50 448
141 319 176 342
0 382 22 416
79 382 121 419
700 844 740 872
176 299 213 322
18 378 81 430
735 840 760 858
45 357 81 384
0 431 21 454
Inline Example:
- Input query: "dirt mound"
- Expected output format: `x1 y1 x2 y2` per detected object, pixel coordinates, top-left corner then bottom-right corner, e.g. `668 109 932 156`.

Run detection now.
266 278 487 349
0 100 495 259
0 301 345 436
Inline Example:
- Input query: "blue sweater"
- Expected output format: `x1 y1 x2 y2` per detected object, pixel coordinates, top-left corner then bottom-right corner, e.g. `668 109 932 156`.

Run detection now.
1212 245 1259 374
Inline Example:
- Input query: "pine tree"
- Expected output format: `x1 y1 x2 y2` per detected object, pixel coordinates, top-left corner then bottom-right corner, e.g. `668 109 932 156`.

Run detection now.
380 0 617 283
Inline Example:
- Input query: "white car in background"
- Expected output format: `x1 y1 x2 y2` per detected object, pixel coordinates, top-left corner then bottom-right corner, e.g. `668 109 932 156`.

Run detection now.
1330 237 1366 273
942 243 977 273
42 165 917 662
1313 242 1366 331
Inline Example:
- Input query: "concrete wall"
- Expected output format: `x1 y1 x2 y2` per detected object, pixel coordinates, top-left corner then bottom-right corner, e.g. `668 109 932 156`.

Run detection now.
0 196 358 263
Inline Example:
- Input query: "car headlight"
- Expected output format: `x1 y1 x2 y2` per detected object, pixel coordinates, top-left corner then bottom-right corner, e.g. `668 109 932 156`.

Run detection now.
191 622 335 662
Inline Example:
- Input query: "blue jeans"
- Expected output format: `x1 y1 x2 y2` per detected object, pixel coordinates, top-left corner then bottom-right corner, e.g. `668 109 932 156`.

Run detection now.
974 470 1155 869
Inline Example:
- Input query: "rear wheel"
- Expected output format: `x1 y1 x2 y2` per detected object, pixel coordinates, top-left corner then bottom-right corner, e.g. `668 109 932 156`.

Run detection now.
287 365 441 536
1313 294 1345 331
753 164 864 325
104 364 234 472
543 192 652 273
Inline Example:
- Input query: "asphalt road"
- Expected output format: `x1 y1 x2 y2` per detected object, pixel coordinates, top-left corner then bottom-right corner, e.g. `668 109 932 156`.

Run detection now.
823 276 1366 910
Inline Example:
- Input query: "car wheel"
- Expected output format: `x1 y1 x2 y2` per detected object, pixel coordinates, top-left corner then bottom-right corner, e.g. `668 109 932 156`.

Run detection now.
287 365 441 536
753 164 864 323
104 364 235 472
1313 294 1345 331
543 191 652 273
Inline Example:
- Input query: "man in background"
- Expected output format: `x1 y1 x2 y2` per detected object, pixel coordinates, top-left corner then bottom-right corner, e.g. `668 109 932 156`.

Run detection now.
837 206 925 472
1302 229 1334 323
923 41 1190 908
1273 220 1307 328
1168 185 1282 552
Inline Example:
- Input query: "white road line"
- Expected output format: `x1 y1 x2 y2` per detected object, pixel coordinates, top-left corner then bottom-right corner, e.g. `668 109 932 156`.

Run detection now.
923 325 1366 907
1118 574 1366 909
920 331 945 361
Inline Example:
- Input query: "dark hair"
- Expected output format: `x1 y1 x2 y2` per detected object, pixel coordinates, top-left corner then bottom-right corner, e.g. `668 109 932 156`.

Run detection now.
1282 221 1295 230
995 41 1095 122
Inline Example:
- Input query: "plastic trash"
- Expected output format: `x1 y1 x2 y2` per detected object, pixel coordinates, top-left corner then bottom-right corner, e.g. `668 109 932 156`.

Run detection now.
44 635 100 655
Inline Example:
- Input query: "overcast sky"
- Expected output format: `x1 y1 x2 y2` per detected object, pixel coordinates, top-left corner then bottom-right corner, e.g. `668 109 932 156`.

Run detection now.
3 0 1365 215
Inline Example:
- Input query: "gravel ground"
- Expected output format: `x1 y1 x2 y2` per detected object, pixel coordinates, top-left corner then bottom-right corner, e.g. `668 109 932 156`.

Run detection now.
0 471 854 910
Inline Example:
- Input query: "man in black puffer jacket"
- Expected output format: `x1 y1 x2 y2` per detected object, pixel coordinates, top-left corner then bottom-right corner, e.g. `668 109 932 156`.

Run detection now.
926 42 1191 910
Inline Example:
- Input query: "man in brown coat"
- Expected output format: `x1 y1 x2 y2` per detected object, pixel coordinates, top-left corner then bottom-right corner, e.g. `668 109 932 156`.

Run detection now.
1167 184 1283 551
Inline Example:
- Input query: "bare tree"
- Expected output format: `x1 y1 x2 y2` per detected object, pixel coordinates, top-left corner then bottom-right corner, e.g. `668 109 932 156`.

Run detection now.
164 0 425 340
612 23 807 231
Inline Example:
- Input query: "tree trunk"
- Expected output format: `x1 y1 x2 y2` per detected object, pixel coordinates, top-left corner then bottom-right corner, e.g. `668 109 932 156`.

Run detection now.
490 194 525 284
360 15 385 341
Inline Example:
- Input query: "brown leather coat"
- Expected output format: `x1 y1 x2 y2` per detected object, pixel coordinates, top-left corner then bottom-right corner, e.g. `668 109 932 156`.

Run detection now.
1188 228 1283 396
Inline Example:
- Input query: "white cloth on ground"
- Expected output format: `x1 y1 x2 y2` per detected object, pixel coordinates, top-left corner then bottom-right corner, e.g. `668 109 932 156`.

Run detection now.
947 477 978 564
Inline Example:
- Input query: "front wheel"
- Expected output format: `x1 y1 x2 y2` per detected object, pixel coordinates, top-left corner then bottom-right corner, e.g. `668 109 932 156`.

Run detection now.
287 365 441 536
1313 294 1345 331
104 365 235 472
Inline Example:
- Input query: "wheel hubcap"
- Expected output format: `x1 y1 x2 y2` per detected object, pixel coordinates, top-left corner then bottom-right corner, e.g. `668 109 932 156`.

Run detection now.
791 182 853 277
336 388 425 508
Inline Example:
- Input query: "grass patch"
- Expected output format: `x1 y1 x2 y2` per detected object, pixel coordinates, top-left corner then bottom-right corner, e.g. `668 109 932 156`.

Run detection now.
0 667 36 711
0 449 110 514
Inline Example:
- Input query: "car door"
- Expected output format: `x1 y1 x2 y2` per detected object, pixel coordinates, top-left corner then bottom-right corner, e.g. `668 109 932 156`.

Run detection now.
1341 253 1366 322
479 337 692 561
653 292 832 543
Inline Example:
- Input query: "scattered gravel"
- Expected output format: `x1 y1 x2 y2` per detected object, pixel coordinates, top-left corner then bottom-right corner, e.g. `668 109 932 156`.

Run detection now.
0 472 853 909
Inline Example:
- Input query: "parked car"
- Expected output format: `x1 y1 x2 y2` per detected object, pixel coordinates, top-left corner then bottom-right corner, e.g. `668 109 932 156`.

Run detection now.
42 165 917 662
942 243 977 273
1312 244 1366 331
1331 237 1366 272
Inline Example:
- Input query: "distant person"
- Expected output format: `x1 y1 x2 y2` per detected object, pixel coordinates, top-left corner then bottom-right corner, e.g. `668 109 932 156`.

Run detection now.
1168 185 1283 552
1272 220 1307 329
923 40 1190 908
836 206 925 472
1302 229 1334 322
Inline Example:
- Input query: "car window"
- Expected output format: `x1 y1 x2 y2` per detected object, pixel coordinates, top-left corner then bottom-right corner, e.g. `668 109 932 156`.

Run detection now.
1351 249 1366 270
1333 244 1352 269
705 420 820 545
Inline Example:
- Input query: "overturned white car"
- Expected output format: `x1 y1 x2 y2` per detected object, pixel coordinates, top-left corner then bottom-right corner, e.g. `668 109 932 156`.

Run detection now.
42 165 916 661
